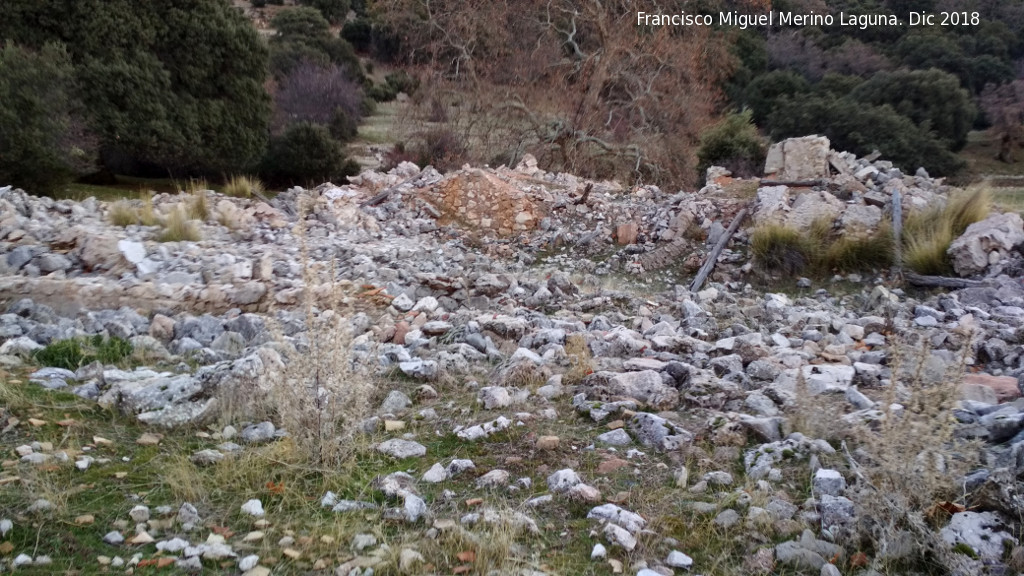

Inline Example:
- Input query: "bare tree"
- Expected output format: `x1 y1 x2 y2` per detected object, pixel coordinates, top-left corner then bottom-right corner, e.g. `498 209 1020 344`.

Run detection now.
372 0 759 187
272 60 364 135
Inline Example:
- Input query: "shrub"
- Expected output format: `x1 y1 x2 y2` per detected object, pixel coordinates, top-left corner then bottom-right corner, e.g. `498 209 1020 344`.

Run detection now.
223 175 264 198
385 70 419 96
261 122 355 186
272 61 363 139
368 81 399 102
264 203 374 465
34 335 133 370
851 69 976 150
297 0 349 24
269 8 362 81
251 0 267 7
158 206 201 242
846 335 979 568
741 69 809 125
412 128 468 173
0 41 96 194
695 110 767 182
341 18 373 52
562 333 594 386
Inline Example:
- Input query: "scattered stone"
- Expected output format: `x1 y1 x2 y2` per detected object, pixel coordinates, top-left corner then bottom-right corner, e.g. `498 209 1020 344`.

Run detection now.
377 439 427 459
240 499 265 517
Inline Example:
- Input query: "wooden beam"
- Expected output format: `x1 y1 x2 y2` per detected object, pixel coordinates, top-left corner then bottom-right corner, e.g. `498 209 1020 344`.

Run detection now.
689 207 749 292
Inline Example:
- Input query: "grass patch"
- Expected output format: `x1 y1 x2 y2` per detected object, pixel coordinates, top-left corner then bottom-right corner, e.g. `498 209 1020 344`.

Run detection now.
222 174 264 198
187 189 210 221
822 222 895 271
106 193 161 227
157 206 201 242
750 223 819 276
107 200 138 227
903 186 991 275
32 335 134 370
993 186 1024 214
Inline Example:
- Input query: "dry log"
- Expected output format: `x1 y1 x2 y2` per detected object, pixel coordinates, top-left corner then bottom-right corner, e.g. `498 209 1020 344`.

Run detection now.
689 206 748 292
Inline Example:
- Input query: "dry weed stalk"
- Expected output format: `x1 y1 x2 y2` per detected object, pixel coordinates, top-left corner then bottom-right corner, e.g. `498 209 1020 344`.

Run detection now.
267 194 375 466
562 333 594 386
845 331 981 568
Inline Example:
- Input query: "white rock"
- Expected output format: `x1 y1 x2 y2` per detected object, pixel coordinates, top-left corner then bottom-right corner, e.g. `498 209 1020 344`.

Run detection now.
547 469 582 493
602 523 637 551
591 543 607 559
118 240 146 264
129 505 150 523
587 504 646 533
0 518 12 537
478 386 512 409
238 555 260 571
422 463 448 483
377 439 427 459
240 499 265 517
666 550 694 568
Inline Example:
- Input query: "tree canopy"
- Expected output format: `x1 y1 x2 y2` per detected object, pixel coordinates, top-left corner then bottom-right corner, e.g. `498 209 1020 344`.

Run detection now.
0 0 272 177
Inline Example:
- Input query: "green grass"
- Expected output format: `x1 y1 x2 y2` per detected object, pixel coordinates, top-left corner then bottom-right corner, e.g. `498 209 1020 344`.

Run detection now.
993 186 1024 215
32 335 134 370
957 130 1024 182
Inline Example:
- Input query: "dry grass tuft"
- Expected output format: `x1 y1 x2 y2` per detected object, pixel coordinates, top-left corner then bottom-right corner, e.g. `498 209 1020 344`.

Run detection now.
750 223 818 276
223 175 264 198
822 223 895 272
562 333 594 386
108 200 137 227
187 188 210 221
903 186 991 275
157 206 201 242
845 333 981 569
107 193 161 227
264 196 375 466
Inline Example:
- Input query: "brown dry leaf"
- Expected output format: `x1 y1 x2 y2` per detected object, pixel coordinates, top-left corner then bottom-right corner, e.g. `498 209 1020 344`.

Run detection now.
56 419 76 427
0 541 14 554
464 498 483 507
456 550 476 563
28 418 47 427
453 566 472 574
75 514 95 525
211 525 235 539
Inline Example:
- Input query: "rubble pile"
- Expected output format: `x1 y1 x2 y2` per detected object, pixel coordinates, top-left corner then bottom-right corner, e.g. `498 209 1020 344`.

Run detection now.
2 137 1024 575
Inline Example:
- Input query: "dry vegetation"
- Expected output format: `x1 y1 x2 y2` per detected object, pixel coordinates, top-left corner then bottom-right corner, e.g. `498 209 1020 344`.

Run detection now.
750 186 992 279
222 175 264 198
371 0 772 187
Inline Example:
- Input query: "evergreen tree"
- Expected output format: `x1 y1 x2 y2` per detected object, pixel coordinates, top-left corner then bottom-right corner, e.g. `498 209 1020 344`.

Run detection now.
0 42 96 193
0 0 271 176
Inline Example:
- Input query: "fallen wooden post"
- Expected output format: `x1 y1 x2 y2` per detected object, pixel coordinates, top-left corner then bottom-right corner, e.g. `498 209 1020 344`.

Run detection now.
757 179 825 187
360 176 418 207
904 272 988 289
689 206 748 292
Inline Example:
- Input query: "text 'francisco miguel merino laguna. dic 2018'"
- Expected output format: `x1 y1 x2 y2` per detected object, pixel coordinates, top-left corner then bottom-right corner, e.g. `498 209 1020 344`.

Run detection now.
637 11 909 30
